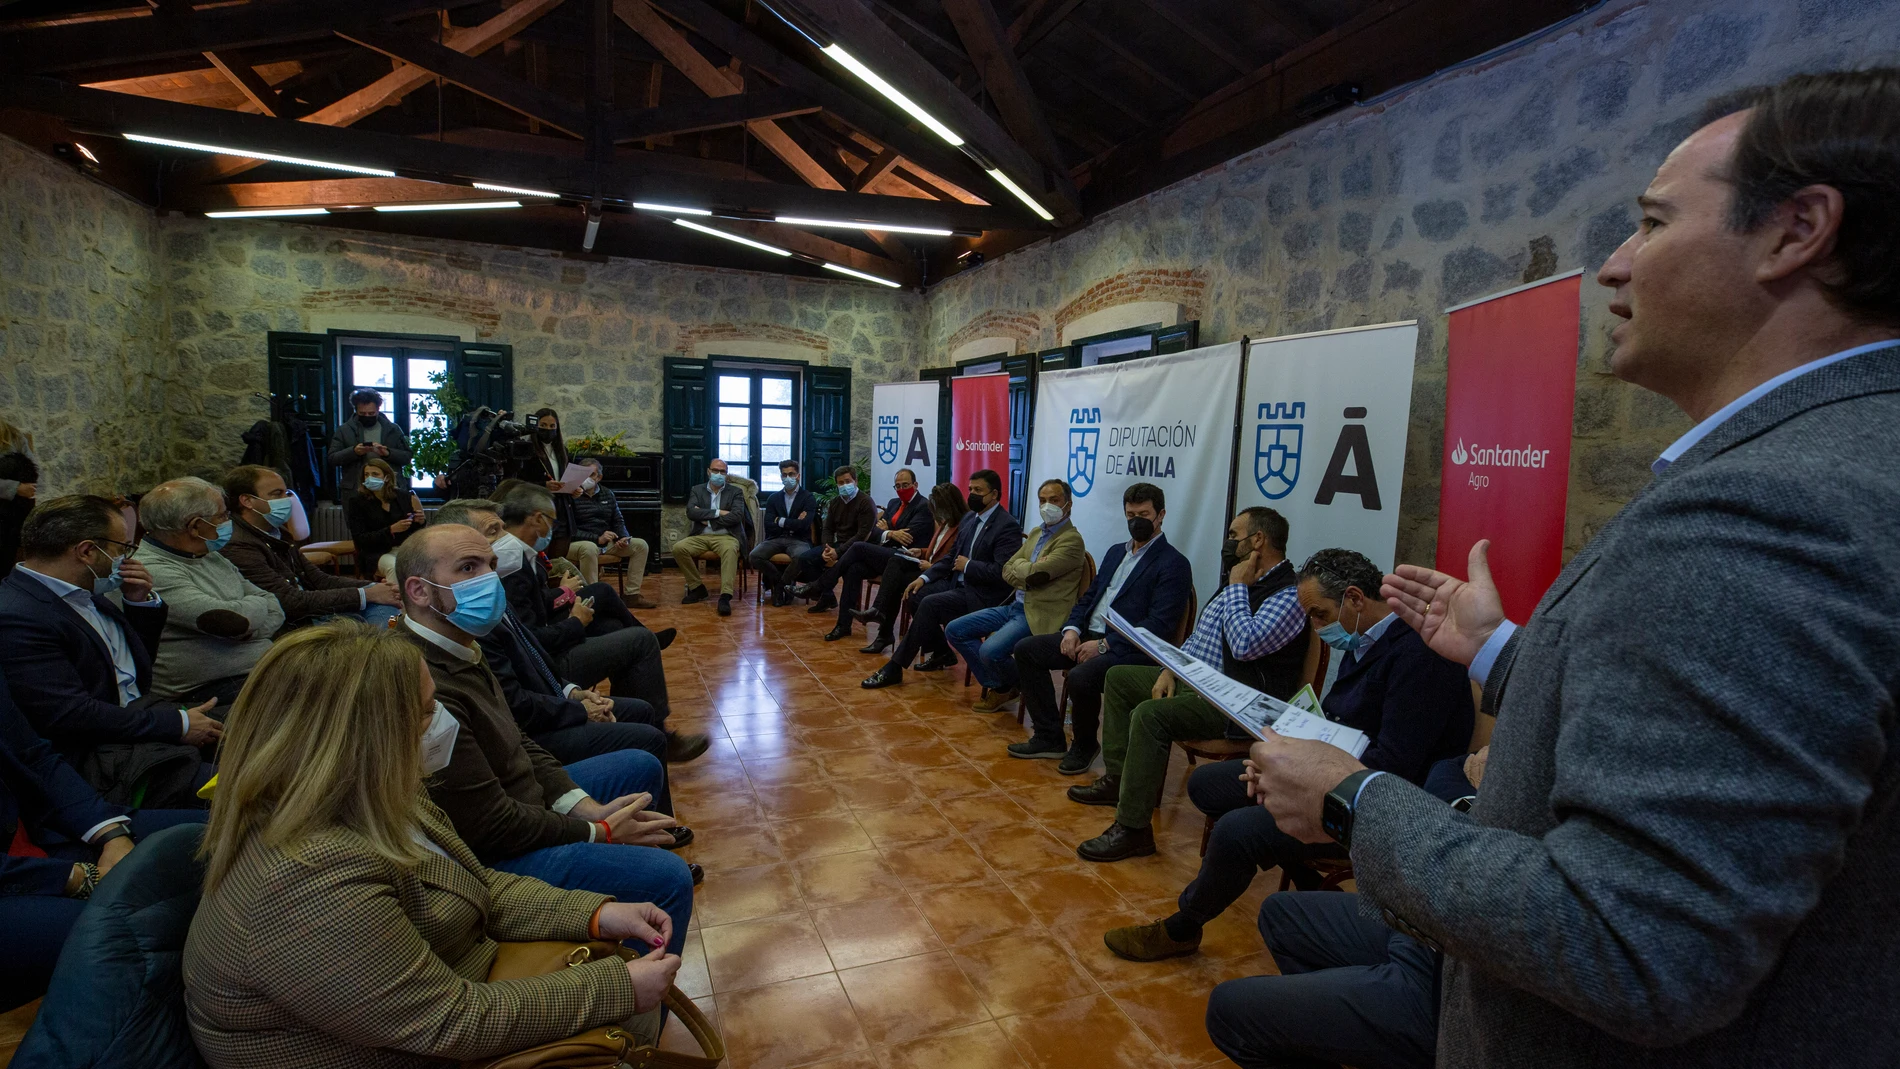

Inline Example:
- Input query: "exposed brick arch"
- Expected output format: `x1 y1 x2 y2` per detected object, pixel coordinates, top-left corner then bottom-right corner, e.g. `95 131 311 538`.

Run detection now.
1053 268 1207 335
674 322 832 354
944 310 1043 356
301 287 504 335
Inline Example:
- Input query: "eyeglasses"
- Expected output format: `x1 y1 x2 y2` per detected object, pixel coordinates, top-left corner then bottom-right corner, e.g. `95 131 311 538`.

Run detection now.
91 537 137 555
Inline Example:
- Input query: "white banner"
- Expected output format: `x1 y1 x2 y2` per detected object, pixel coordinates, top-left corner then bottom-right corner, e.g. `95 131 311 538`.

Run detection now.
1236 322 1419 573
1029 342 1243 603
871 381 941 500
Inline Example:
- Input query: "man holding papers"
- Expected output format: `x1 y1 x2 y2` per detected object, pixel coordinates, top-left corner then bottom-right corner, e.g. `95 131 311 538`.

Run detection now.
1100 548 1469 953
1068 507 1311 861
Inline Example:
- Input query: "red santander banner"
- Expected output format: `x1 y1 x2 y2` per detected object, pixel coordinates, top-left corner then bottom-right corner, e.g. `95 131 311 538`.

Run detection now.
1435 271 1581 622
950 373 1011 500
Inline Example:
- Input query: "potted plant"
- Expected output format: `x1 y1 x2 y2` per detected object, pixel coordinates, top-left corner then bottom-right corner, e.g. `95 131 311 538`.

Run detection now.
407 370 471 494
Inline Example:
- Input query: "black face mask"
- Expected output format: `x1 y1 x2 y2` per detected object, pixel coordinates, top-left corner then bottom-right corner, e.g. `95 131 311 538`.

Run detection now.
967 491 988 513
1220 538 1242 576
1127 516 1155 544
356 413 377 427
535 427 555 441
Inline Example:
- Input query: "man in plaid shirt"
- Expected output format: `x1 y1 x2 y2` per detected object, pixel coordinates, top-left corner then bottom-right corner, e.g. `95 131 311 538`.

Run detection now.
1067 507 1310 862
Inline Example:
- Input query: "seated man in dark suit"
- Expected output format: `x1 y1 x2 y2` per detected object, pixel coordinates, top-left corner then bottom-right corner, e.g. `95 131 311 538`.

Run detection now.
1066 507 1311 861
494 485 676 725
1102 547 1471 962
795 466 933 641
0 496 222 806
1008 482 1192 775
861 469 1022 691
785 465 877 613
751 459 818 606
0 667 207 1011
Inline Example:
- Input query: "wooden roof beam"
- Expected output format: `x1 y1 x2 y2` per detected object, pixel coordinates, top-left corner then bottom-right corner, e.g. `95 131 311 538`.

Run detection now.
201 51 285 117
334 24 591 137
939 0 1071 183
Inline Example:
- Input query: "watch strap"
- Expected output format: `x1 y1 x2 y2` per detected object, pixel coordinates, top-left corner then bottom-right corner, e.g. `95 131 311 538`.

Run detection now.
1324 769 1380 849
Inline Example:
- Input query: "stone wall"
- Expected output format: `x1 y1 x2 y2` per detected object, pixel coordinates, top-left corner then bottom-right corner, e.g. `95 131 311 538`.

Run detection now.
0 135 171 494
925 0 1900 566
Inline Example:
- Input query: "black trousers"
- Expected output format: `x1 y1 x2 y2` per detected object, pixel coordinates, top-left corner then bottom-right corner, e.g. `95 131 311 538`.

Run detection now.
887 581 988 668
821 542 901 627
555 621 671 720
1011 631 1146 750
866 554 928 625
1206 892 1439 1069
532 697 672 814
1178 762 1348 924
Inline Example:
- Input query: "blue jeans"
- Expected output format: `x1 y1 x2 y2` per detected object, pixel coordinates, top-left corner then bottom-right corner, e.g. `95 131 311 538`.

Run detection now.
491 749 693 955
943 602 1033 691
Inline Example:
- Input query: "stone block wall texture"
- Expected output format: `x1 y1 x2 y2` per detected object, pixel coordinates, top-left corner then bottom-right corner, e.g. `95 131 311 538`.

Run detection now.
925 0 1900 566
0 135 171 494
7 0 1898 558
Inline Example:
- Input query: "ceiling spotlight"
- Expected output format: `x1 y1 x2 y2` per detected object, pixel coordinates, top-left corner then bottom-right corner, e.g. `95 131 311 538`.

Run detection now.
822 262 901 288
674 218 792 256
372 200 522 212
74 142 99 164
633 201 712 217
475 182 560 198
822 44 964 147
583 202 603 252
985 168 1055 223
123 132 394 176
204 207 333 218
775 215 952 237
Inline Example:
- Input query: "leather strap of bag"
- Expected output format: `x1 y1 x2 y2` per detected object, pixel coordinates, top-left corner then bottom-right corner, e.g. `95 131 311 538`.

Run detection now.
467 942 724 1068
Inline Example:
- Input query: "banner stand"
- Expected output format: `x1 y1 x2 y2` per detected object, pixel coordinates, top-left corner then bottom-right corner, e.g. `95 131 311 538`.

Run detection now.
1223 335 1251 524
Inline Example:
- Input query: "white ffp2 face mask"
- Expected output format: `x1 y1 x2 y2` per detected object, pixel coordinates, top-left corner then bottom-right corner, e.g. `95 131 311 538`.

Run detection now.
420 701 460 774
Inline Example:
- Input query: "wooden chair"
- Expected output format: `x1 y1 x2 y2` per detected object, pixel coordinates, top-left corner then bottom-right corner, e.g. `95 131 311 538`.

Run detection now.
1276 856 1355 892
300 539 356 575
1040 579 1194 728
753 553 792 606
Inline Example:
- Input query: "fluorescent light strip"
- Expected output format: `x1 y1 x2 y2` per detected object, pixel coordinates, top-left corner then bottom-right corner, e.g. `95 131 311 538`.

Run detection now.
776 215 952 237
985 168 1055 223
822 44 964 147
123 132 394 177
474 182 560 198
204 207 332 219
674 218 792 256
372 200 522 213
823 262 901 288
634 201 712 217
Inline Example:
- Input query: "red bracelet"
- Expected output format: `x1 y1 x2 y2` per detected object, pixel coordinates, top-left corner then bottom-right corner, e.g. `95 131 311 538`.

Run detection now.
588 904 606 940
597 820 613 844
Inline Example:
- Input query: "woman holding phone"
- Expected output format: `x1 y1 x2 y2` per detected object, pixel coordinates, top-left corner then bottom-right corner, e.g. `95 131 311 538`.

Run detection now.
345 457 426 579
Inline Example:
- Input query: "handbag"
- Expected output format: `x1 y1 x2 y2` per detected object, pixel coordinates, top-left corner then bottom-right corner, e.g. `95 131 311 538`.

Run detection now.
465 940 724 1069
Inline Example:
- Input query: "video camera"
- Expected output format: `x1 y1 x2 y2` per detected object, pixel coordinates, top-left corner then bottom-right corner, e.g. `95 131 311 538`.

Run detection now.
444 407 535 496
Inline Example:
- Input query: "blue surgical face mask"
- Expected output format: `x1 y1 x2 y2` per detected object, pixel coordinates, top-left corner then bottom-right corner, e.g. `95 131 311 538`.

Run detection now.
261 497 295 528
1316 602 1364 652
363 475 387 492
782 476 798 491
532 533 552 553
423 570 507 636
87 548 125 596
200 518 234 555
838 481 858 500
708 472 726 488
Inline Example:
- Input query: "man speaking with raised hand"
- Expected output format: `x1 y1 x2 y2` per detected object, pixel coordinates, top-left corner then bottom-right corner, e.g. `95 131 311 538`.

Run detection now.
1246 70 1900 1069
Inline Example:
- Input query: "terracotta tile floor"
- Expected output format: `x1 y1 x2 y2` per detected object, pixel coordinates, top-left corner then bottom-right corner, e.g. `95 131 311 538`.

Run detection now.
632 570 1282 1069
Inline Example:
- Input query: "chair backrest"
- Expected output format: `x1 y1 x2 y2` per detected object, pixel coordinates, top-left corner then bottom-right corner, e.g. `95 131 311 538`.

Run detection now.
1171 587 1199 646
728 474 763 548
1301 628 1331 688
1078 553 1097 598
14 823 211 1069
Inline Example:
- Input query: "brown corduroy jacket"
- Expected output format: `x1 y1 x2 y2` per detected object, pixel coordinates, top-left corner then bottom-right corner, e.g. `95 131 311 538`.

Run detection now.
183 800 636 1069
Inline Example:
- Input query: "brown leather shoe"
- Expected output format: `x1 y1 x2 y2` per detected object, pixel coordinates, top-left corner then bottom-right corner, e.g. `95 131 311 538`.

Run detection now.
1066 775 1119 806
972 688 1019 713
628 594 658 609
1103 919 1200 962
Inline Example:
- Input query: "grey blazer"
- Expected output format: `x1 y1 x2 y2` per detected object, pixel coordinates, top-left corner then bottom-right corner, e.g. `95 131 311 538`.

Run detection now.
1352 348 1900 1068
683 483 751 549
326 415 412 491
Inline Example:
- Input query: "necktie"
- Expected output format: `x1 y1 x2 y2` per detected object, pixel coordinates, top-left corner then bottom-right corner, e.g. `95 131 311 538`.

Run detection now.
505 613 562 692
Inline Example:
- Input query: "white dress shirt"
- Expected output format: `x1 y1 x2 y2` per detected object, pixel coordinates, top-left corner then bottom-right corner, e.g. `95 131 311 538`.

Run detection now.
15 565 184 737
1072 538 1154 637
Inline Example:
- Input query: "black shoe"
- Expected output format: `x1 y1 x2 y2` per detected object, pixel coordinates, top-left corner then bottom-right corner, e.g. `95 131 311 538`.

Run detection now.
681 586 709 605
1007 736 1068 760
861 664 903 689
1077 822 1156 862
688 862 704 886
1058 745 1099 776
849 607 884 623
717 594 732 616
807 594 836 614
913 651 957 672
1067 775 1120 806
653 627 677 651
858 634 893 655
664 825 695 850
772 587 792 607
665 731 709 763
823 625 853 642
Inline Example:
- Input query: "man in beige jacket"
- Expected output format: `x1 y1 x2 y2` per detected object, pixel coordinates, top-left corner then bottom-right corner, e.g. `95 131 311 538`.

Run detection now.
945 478 1089 713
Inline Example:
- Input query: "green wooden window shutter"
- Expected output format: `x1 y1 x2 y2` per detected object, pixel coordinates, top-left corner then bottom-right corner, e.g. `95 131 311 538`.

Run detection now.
453 343 513 414
1155 320 1200 354
1001 354 1037 518
265 332 336 427
662 358 710 503
803 366 852 484
918 366 956 487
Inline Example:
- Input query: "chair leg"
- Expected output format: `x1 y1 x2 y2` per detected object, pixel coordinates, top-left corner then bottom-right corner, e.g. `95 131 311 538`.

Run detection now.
1199 814 1214 857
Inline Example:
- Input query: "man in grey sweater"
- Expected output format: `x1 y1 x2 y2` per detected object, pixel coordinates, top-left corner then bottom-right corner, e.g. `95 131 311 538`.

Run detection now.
130 477 283 705
1247 70 1900 1068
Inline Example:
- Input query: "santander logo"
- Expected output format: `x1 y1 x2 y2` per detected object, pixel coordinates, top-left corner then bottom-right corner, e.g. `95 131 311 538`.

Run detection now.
1451 439 1468 465
1449 437 1550 469
954 438 1006 452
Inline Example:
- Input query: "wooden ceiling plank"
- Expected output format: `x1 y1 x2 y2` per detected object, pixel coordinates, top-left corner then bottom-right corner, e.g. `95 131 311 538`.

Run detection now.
177 176 506 209
1067 18 1199 102
606 86 816 142
850 146 900 193
718 218 915 286
334 25 590 137
1009 0 1082 55
200 51 285 116
1130 0 1252 75
939 0 1071 182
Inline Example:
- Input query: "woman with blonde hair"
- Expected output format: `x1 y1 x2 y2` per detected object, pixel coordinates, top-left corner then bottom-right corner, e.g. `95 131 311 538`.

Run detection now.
345 455 425 579
183 621 680 1069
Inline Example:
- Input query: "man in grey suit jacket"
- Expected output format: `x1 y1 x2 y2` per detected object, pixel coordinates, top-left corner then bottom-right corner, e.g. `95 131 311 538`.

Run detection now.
669 458 751 616
1246 70 1900 1069
326 390 412 492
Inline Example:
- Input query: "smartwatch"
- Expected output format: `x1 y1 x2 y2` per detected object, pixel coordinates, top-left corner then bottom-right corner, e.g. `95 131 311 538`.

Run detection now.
92 823 133 846
1321 769 1380 849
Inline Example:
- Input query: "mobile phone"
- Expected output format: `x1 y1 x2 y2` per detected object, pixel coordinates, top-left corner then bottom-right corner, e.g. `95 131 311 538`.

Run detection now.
580 597 595 608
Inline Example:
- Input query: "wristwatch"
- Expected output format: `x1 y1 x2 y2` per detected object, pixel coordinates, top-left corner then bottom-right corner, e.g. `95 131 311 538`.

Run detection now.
1322 770 1380 849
